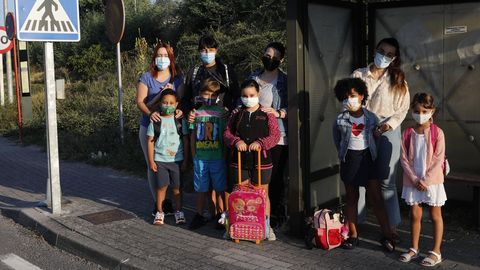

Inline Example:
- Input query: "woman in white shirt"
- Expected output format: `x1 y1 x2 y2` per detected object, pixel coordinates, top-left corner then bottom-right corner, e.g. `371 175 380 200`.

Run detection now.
352 37 410 241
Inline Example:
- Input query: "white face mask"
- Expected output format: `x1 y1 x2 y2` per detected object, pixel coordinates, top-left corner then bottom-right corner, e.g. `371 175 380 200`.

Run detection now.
241 97 259 108
342 97 361 111
373 52 394 69
412 112 432 125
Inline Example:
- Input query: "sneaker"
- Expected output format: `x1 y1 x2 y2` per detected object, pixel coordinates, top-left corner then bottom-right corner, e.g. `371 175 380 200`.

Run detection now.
189 213 207 230
153 212 165 225
174 211 186 224
215 212 227 230
218 212 227 225
267 227 276 241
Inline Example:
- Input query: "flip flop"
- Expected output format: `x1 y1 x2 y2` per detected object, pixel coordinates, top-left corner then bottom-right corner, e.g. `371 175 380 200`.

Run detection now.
399 248 419 263
421 251 442 267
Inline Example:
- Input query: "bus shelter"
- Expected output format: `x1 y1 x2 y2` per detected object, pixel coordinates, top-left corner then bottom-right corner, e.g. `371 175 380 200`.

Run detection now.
286 0 480 233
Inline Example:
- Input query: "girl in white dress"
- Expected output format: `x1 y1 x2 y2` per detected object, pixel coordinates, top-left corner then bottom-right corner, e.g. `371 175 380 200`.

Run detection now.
399 93 447 267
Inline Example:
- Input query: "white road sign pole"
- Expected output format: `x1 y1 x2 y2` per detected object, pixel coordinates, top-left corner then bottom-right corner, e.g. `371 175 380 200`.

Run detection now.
117 42 124 144
4 0 13 104
0 54 4 106
44 42 61 214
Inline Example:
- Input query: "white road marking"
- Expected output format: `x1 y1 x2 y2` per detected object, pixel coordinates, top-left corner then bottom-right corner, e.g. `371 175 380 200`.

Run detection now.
0 253 42 270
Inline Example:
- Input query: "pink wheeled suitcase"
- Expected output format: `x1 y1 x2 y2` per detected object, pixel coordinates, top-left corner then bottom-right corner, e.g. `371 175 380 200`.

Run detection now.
228 150 266 244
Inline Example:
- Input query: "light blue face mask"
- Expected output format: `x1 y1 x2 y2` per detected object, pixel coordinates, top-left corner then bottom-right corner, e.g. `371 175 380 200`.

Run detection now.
373 52 393 69
200 52 216 65
155 57 170 71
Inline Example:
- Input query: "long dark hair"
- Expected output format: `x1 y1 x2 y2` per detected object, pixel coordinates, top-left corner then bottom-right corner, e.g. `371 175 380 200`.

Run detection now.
376 38 407 96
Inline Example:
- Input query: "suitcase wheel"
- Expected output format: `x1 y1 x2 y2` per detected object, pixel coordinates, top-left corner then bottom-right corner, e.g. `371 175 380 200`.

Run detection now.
235 239 240 244
255 240 261 245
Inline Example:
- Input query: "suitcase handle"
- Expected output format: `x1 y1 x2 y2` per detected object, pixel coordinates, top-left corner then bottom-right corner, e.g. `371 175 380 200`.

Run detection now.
237 149 262 187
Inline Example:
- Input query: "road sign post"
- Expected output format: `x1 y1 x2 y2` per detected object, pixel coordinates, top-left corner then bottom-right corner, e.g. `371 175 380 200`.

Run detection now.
6 13 23 143
4 0 13 105
44 42 61 214
0 25 12 107
105 0 125 144
15 0 81 215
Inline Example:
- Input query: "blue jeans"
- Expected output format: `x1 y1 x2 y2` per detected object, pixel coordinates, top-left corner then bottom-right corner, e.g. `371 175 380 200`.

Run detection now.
357 126 402 227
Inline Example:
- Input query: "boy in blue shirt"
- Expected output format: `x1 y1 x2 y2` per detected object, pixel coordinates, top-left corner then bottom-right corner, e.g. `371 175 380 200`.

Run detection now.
147 89 188 225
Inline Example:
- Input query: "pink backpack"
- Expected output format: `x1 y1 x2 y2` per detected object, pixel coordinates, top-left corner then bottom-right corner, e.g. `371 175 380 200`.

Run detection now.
312 209 347 250
403 123 450 175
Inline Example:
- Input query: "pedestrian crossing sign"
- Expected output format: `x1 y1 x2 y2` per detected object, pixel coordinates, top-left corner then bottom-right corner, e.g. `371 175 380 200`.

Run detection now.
15 0 80 42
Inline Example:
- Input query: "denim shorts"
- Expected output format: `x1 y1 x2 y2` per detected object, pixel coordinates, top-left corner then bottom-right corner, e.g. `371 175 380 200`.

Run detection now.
193 158 227 192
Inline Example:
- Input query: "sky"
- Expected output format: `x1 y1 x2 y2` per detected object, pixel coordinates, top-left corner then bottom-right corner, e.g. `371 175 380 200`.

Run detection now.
1 0 19 24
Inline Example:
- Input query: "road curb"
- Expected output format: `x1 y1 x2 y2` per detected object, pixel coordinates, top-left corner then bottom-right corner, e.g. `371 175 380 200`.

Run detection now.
0 206 154 270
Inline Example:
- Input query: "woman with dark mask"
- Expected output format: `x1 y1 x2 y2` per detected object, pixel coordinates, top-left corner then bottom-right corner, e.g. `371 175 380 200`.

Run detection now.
352 38 410 243
249 42 288 231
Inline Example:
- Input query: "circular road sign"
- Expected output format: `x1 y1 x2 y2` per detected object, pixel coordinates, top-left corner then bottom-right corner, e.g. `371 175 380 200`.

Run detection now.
0 26 13 54
105 0 125 44
5 12 15 40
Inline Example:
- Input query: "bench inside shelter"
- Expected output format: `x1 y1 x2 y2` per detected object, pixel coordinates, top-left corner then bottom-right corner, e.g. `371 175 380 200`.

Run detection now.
445 172 480 230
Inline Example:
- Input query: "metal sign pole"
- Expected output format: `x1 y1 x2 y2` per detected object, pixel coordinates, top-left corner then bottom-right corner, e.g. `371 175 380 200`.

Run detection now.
0 54 3 106
44 42 61 214
12 38 23 143
117 42 124 144
4 0 13 104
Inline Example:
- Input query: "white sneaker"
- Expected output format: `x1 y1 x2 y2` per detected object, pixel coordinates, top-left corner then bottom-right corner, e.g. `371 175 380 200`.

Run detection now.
153 212 164 225
267 227 276 241
218 212 227 225
174 211 186 224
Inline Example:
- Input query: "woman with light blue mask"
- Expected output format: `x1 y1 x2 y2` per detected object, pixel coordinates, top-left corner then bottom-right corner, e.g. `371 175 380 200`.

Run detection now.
136 42 185 217
352 38 410 243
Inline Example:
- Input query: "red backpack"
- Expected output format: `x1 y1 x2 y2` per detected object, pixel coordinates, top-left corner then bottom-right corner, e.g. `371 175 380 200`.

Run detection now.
403 123 450 175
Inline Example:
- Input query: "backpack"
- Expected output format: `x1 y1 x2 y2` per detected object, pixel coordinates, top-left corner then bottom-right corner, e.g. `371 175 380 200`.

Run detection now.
305 208 348 250
192 64 230 88
404 123 450 176
153 117 183 142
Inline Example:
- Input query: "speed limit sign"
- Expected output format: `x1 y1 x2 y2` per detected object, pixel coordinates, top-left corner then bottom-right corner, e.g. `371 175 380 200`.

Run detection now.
0 26 12 54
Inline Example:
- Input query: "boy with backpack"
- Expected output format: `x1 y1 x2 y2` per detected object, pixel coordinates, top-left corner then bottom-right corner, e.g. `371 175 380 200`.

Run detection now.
147 88 189 225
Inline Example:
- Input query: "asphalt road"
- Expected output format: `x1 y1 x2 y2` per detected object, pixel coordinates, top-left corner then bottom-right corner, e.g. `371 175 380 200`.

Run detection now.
0 214 104 270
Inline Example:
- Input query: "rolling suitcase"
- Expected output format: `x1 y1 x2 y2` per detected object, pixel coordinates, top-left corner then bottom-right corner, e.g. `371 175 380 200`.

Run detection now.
228 150 266 244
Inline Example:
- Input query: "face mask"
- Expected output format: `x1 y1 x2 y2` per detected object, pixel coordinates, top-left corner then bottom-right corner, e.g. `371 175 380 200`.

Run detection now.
342 97 361 111
373 52 394 69
200 52 216 65
201 97 217 106
160 105 176 115
412 112 432 125
155 57 170 71
241 97 260 108
262 56 281 71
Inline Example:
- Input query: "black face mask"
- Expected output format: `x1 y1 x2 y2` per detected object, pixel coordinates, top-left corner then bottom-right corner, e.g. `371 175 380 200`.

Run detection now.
262 56 281 71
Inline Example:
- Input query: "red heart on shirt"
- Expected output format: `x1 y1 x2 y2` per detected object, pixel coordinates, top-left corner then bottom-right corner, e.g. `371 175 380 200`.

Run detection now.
352 123 365 136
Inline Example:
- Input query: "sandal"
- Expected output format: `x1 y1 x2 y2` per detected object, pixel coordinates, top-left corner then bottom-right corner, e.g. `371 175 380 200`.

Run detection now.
421 251 442 267
399 248 419 263
380 237 395 252
342 237 359 250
